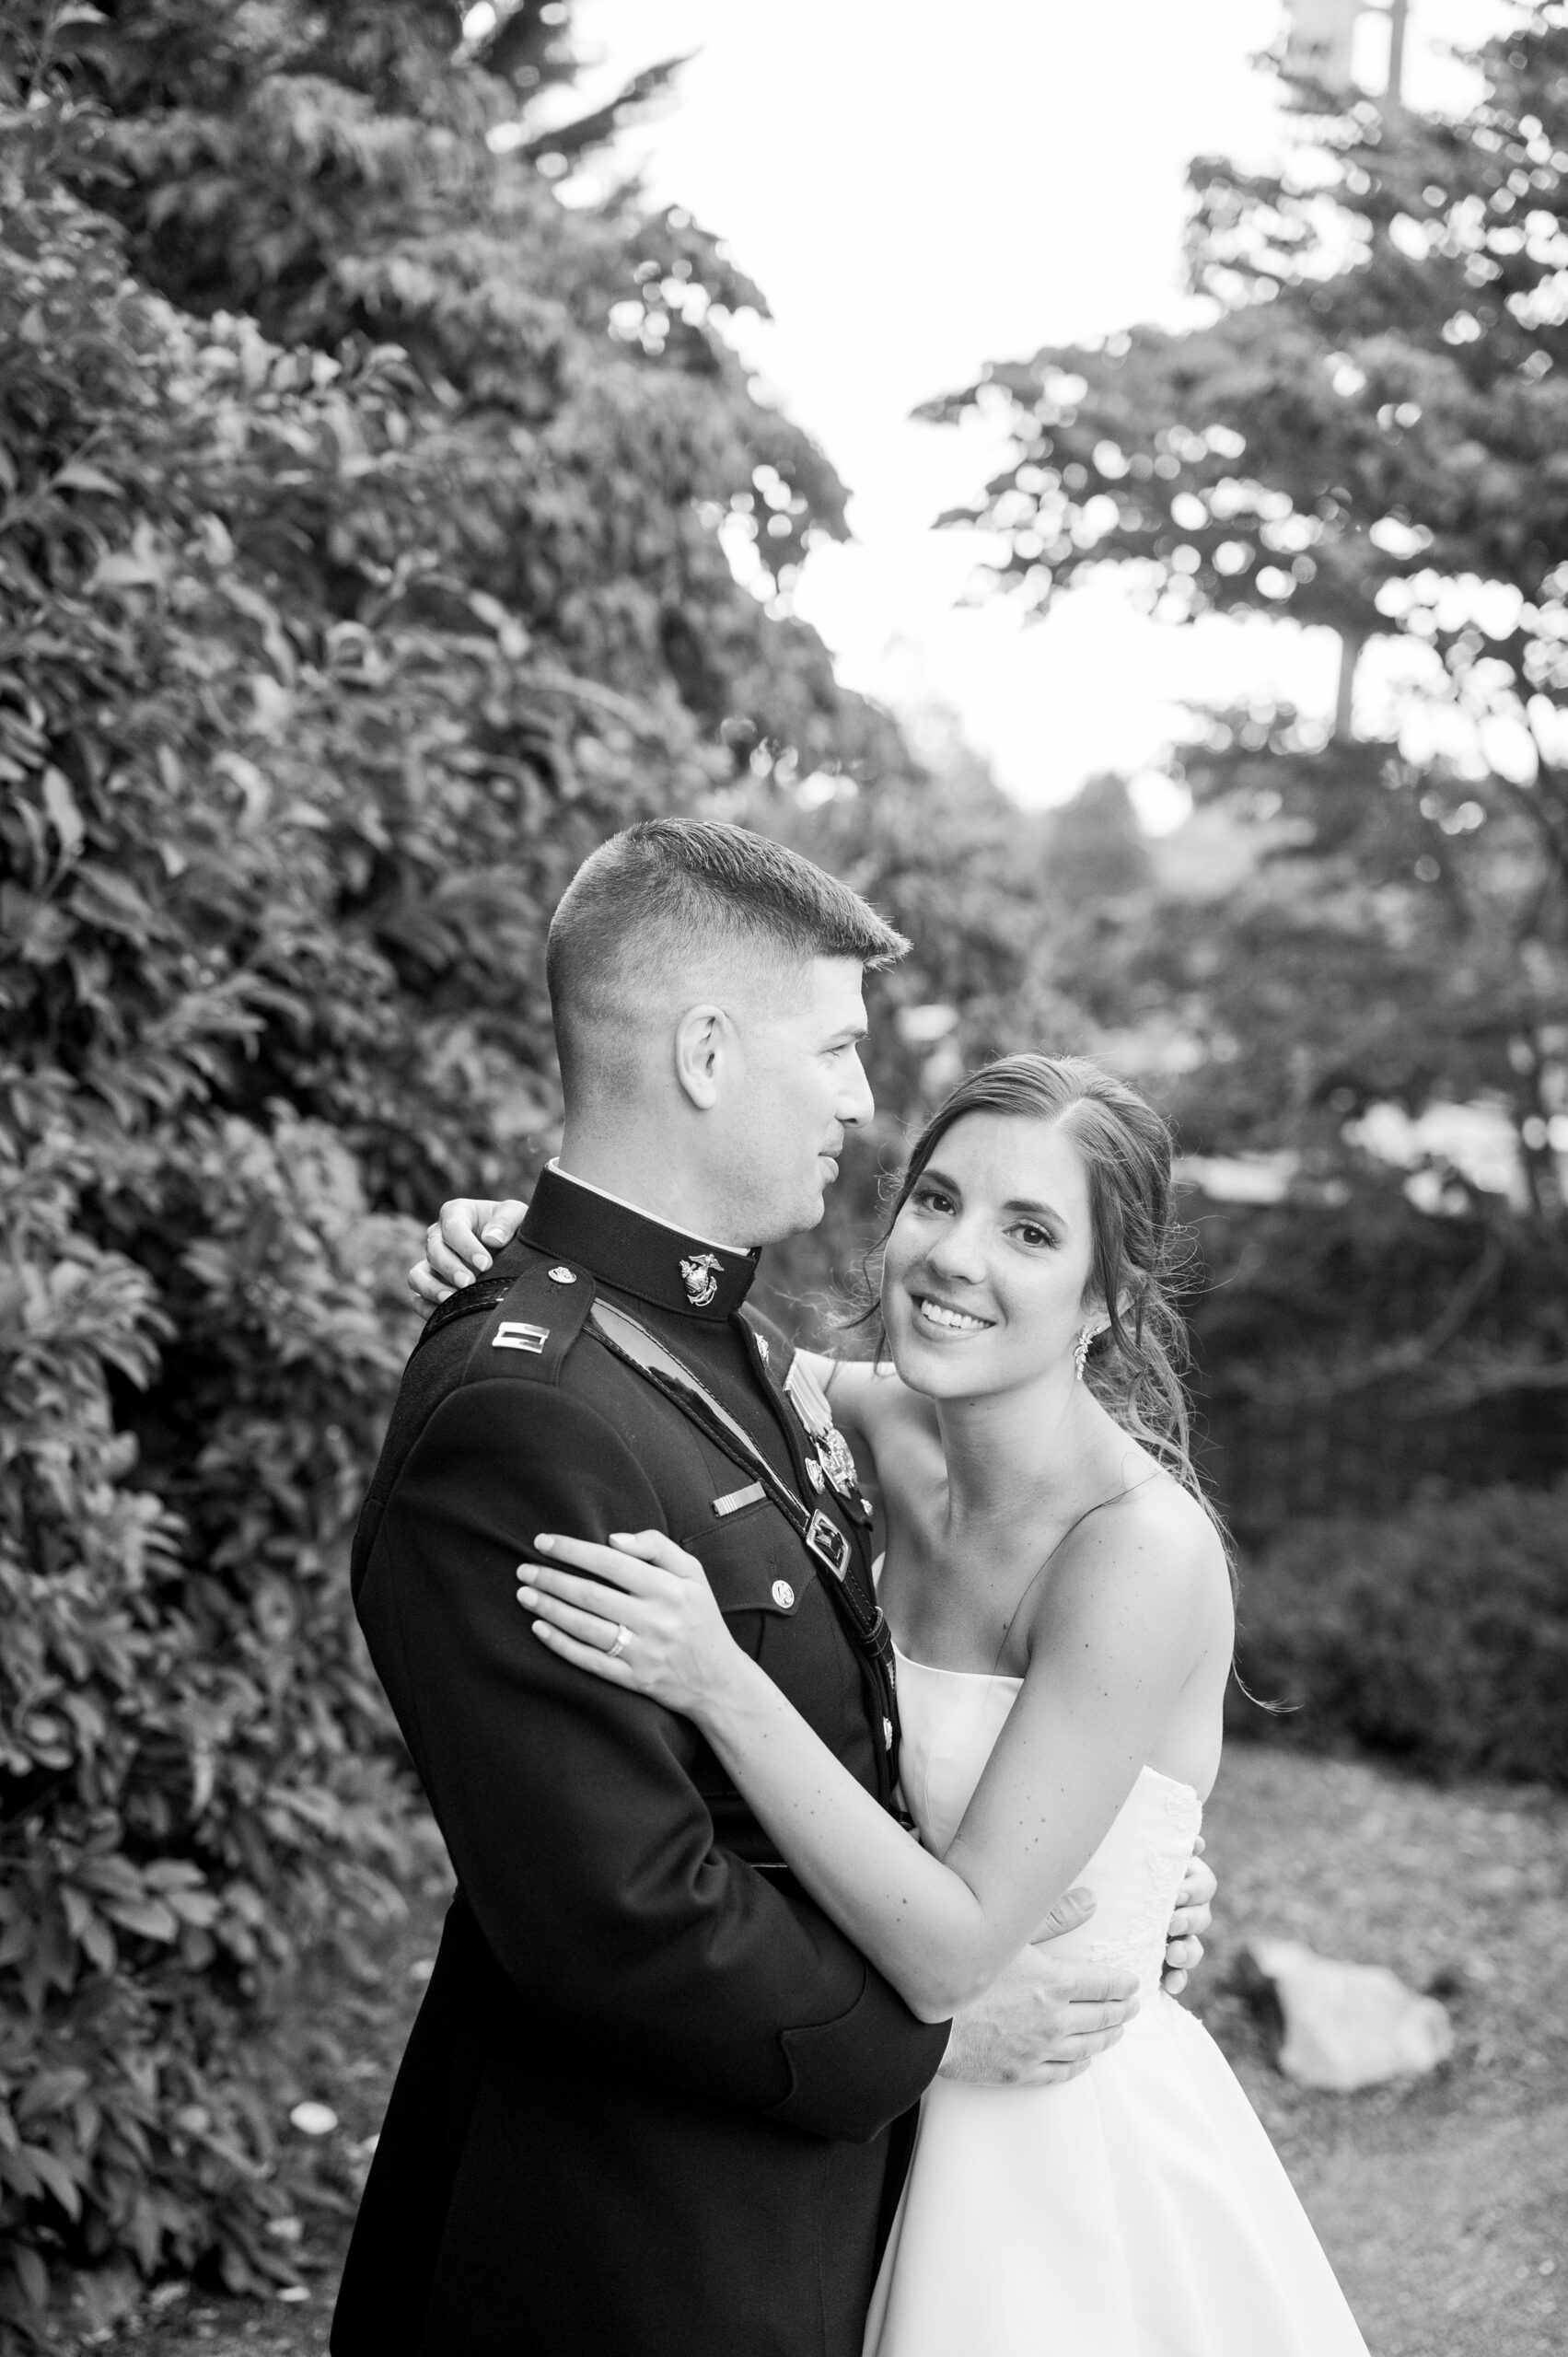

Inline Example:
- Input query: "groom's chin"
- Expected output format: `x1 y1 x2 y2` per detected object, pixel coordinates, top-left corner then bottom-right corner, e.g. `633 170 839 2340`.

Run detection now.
802 1177 835 1229
753 1187 828 1245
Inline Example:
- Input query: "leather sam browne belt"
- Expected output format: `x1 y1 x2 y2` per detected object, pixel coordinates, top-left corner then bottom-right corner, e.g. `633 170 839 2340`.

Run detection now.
584 1301 900 1762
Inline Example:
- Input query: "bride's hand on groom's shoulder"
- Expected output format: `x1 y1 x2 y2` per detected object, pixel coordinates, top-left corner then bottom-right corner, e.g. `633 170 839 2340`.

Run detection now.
518 1529 740 1723
408 1197 528 1305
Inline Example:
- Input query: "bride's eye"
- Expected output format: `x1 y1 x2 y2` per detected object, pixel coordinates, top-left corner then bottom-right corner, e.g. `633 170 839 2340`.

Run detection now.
1014 1222 1053 1248
912 1183 954 1214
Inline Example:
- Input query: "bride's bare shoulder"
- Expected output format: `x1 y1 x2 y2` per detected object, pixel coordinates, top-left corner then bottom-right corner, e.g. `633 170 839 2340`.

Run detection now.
1050 1467 1232 1633
1112 1464 1226 1562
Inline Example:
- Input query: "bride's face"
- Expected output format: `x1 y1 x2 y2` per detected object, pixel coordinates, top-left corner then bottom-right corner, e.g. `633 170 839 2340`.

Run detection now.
881 1110 1100 1401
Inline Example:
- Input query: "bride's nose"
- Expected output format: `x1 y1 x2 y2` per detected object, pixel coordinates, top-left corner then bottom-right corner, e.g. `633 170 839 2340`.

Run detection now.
924 1220 988 1287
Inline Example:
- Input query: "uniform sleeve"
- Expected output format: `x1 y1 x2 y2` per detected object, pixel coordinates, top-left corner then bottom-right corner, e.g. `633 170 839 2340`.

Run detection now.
356 1376 949 2142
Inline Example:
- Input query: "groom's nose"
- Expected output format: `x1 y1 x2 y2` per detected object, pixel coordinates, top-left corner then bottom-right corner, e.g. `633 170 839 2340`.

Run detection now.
837 1049 875 1129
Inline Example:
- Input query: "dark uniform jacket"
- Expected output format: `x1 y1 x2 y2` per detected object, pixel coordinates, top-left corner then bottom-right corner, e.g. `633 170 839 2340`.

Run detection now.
331 1167 950 2357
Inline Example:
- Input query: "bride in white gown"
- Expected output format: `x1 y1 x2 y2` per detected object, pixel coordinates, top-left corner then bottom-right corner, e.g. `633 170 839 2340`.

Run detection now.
520 1052 1370 2357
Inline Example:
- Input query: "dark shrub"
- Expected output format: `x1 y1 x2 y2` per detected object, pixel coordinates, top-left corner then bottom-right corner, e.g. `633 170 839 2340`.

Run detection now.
0 0 906 2339
1228 1481 1568 1786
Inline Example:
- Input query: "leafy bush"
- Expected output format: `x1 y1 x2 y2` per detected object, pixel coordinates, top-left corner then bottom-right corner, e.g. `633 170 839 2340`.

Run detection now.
1228 1481 1568 1786
0 3 934 2340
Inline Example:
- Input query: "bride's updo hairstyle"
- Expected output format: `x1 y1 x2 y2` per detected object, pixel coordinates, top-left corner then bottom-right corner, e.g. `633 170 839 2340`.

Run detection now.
881 1052 1211 1506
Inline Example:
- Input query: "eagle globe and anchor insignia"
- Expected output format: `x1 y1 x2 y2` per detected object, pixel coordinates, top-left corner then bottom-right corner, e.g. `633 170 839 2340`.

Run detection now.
679 1251 724 1309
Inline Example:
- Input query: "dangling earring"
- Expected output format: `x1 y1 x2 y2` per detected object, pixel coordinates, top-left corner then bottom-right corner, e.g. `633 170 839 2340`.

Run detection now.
1074 1324 1095 1381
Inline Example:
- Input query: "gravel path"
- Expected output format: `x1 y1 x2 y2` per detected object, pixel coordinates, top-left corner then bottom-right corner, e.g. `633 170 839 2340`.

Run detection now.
1196 1748 1568 2355
114 1745 1568 2355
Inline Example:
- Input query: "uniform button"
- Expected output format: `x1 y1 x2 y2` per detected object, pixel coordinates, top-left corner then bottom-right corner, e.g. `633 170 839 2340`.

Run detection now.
771 1580 795 1609
882 1717 894 1751
756 1335 770 1362
803 1454 825 1492
548 1266 577 1284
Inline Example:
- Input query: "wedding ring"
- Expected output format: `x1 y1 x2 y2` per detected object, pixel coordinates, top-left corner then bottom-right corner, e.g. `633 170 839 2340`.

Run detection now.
606 1623 633 1661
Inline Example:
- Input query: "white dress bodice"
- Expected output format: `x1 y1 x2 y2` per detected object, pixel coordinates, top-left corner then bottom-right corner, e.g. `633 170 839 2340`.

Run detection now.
893 1647 1203 2012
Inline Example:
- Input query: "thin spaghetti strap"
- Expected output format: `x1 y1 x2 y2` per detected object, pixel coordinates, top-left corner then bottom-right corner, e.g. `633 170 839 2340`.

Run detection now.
988 1469 1164 1682
1040 1469 1163 1573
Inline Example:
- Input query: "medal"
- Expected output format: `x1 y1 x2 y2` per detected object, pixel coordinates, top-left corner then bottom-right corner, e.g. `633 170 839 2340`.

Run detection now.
784 1357 862 1501
817 1425 860 1498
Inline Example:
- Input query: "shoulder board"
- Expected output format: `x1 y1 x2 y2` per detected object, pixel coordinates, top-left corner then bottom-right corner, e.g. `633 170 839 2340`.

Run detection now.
412 1250 596 1386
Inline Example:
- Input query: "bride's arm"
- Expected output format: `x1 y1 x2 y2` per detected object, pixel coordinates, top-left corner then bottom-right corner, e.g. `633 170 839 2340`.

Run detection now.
520 1512 1218 2024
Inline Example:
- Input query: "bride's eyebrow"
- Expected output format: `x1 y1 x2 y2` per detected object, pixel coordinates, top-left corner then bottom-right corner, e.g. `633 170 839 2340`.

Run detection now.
1002 1195 1065 1235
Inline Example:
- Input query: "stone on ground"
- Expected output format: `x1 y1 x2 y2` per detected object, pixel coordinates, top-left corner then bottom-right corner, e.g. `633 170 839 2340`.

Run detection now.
1247 1935 1455 2092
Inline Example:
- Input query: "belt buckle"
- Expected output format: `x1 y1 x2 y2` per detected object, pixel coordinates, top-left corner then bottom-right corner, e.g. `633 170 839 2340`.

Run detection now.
804 1506 851 1581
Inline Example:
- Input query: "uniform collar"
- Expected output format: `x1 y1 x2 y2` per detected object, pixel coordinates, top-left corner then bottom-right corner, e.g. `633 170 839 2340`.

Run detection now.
521 1163 760 1323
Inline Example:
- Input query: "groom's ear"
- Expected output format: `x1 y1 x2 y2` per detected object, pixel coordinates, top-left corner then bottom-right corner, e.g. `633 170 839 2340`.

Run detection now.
672 1003 728 1110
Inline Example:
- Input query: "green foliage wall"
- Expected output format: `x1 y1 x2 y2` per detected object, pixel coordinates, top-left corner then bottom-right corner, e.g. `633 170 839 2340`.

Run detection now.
0 3 918 2336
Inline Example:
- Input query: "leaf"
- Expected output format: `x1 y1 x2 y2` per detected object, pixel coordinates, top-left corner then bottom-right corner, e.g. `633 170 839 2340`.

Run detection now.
468 591 530 659
54 462 122 497
211 750 272 826
17 2069 91 2124
80 1913 118 1976
41 766 85 859
99 1897 179 1943
13 2247 48 2312
91 550 165 590
21 2144 82 2221
128 2192 164 2273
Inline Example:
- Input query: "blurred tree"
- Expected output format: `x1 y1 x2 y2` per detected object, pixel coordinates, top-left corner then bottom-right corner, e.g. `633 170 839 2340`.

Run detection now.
913 5 1568 1490
921 6 1568 1221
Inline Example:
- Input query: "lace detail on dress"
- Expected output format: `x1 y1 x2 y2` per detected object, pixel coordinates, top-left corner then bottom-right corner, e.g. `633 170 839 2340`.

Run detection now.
1071 1777 1203 2004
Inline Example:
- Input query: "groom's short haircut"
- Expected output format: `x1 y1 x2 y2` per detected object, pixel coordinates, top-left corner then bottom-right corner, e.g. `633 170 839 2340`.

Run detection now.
548 819 909 1091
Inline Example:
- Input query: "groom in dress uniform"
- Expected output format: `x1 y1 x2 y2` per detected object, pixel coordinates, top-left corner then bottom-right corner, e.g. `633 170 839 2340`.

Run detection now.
332 821 1209 2357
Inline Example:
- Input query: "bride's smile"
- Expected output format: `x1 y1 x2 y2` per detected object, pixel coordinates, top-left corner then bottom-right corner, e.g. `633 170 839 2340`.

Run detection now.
910 1295 993 1337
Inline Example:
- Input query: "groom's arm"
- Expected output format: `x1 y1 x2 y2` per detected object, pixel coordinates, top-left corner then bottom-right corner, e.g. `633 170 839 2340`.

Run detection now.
357 1376 950 2142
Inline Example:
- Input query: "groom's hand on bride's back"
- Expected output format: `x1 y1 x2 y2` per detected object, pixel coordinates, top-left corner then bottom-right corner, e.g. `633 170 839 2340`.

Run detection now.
408 1197 529 1305
1162 1837 1216 1998
940 1840 1218 2087
939 1887 1138 2088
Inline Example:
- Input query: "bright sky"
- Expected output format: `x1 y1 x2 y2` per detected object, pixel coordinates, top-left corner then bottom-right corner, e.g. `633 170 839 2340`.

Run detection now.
557 0 1500 822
